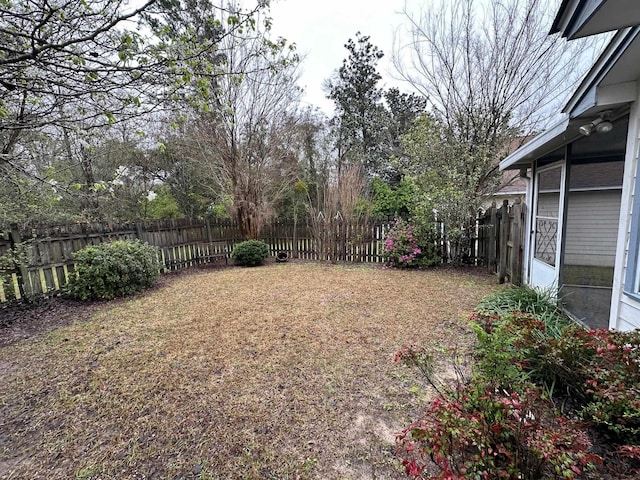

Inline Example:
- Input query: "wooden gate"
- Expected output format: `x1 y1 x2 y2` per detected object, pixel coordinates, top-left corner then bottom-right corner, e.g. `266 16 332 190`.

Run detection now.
476 198 526 285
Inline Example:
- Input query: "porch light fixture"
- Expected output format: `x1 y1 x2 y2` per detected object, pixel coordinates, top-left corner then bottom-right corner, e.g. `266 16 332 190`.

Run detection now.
578 122 594 136
596 119 614 133
579 113 614 136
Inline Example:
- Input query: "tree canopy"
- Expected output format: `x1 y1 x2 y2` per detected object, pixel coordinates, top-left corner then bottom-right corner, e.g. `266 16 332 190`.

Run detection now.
0 0 601 258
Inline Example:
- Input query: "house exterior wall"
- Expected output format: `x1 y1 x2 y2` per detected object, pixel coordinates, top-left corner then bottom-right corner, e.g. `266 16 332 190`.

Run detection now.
610 94 640 330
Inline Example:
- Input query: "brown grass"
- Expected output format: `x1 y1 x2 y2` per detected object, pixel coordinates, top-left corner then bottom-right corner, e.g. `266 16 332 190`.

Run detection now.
0 263 498 480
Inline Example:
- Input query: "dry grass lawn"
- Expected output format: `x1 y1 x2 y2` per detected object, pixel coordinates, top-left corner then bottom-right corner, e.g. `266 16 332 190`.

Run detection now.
0 263 498 480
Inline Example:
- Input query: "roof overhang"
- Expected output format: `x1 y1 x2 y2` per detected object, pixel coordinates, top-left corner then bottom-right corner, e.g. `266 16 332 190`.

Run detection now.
565 27 640 117
551 0 640 39
500 27 640 171
500 117 572 170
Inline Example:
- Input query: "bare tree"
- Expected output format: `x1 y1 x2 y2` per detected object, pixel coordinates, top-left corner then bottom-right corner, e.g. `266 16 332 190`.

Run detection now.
308 164 368 263
393 0 600 139
161 6 303 239
391 0 604 263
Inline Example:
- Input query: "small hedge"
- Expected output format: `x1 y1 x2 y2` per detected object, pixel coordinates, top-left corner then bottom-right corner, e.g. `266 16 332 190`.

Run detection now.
231 240 269 266
67 240 160 300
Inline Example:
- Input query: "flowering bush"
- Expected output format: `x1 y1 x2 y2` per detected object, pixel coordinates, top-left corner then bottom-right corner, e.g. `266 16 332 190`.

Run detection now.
382 218 438 268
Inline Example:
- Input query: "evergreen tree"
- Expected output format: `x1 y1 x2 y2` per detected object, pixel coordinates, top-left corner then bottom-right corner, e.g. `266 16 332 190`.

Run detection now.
326 33 387 178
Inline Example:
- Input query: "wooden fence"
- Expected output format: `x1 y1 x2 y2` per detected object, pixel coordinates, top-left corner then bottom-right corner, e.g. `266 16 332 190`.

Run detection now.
0 217 394 303
0 201 526 304
476 198 526 285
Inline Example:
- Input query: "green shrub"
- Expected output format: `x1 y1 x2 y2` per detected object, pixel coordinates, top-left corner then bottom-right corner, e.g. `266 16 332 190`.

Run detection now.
396 289 640 479
475 285 572 339
67 240 160 300
231 240 269 266
472 302 640 444
470 312 538 390
395 344 601 479
541 327 640 443
371 177 415 218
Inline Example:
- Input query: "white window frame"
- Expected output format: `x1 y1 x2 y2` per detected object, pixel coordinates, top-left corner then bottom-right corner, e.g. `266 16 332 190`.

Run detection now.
624 155 640 300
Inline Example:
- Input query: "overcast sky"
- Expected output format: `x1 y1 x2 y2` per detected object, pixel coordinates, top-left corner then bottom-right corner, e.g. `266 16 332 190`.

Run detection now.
266 0 577 118
268 0 415 114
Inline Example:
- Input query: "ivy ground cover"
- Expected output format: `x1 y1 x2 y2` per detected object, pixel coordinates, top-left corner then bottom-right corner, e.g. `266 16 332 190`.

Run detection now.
0 263 496 480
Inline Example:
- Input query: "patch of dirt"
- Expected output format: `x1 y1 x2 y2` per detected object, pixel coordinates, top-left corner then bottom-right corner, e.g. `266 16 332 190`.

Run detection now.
0 297 98 347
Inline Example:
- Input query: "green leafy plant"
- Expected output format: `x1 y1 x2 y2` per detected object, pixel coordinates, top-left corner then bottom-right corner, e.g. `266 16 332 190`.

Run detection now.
145 186 181 220
370 177 415 218
67 240 160 300
472 303 640 444
475 286 571 339
397 385 600 479
396 287 640 479
470 312 539 390
541 327 640 443
230 240 269 267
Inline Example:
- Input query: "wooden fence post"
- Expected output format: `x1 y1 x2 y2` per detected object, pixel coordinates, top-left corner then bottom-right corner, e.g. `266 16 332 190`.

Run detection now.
510 198 524 286
135 222 144 243
205 218 214 244
477 209 485 266
498 200 509 284
293 216 299 259
488 202 497 273
9 225 33 299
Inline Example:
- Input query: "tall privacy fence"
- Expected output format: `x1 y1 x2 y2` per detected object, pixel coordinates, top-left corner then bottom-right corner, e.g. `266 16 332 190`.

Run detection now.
0 199 525 304
0 217 394 303
476 198 526 285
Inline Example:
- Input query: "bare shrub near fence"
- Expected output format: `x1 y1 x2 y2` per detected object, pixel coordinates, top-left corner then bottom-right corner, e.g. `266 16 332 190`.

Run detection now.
308 165 369 262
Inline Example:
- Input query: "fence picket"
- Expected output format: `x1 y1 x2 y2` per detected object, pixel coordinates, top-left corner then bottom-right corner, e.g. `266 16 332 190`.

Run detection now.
0 206 525 304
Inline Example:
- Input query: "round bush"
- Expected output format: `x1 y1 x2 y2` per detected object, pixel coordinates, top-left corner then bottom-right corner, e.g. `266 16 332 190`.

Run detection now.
231 240 270 266
67 240 160 300
382 218 439 269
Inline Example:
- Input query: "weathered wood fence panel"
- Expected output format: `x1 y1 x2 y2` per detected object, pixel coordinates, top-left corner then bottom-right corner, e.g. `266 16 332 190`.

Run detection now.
0 217 394 304
1 223 138 302
476 199 526 285
1 203 525 304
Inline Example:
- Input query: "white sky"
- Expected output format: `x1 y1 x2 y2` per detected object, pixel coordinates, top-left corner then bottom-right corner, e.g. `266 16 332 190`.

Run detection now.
268 0 415 115
267 0 574 117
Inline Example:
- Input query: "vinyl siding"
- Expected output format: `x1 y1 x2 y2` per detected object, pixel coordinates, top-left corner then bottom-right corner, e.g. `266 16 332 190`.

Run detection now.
564 190 622 267
619 302 640 329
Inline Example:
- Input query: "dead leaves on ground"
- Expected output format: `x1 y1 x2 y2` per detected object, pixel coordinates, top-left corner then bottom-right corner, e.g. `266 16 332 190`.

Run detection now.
0 264 497 480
